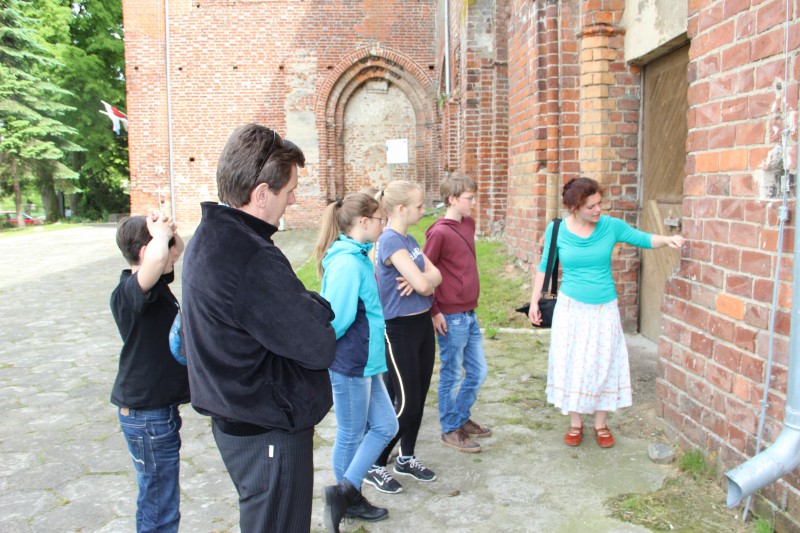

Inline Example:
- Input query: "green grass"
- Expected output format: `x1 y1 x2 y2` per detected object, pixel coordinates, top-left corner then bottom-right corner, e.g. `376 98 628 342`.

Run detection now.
0 222 79 239
295 214 530 329
680 449 716 480
753 517 774 533
295 252 320 292
606 448 759 532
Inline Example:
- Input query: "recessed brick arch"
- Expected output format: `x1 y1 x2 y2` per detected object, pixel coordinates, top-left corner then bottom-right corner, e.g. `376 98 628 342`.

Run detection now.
316 47 438 201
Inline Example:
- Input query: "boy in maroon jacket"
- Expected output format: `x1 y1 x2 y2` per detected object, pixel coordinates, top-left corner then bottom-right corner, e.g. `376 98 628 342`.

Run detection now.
423 173 492 453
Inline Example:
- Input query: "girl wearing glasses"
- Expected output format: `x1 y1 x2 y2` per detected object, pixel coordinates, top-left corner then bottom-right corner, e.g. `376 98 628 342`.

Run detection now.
315 193 398 532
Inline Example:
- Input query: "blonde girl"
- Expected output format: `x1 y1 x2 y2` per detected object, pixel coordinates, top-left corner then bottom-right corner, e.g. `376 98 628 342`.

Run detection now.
364 180 442 494
317 193 398 532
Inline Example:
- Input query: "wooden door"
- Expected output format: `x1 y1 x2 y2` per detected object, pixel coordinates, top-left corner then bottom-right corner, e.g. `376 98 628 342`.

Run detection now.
640 45 689 341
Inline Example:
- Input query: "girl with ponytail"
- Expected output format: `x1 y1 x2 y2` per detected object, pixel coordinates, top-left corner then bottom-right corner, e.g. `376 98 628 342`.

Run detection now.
317 193 398 532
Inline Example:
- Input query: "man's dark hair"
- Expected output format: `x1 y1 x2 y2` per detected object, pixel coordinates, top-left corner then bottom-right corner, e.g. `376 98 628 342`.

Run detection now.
216 124 306 207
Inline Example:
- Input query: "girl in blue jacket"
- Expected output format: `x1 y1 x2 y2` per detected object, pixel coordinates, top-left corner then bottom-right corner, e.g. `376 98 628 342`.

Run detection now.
315 192 399 533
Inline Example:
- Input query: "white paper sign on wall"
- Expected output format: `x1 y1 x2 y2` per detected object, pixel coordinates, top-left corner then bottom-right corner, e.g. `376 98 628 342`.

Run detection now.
386 139 409 164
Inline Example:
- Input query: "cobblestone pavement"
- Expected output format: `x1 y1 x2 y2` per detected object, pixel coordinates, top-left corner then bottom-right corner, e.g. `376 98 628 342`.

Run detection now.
0 224 667 532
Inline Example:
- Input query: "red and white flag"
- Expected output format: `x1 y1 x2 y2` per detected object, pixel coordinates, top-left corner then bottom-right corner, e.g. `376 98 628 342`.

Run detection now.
99 100 128 135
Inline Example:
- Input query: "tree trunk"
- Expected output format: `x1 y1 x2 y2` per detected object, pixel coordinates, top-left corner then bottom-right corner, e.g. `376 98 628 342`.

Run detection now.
12 163 24 229
40 176 59 223
69 193 79 216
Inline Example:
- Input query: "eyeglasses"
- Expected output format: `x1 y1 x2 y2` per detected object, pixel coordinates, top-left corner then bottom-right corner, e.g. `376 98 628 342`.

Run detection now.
458 195 477 202
367 216 388 225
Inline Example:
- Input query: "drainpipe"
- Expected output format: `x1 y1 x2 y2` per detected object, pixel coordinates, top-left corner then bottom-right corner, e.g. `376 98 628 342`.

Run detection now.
725 176 800 508
164 0 176 221
444 0 450 96
725 0 799 509
725 315 800 508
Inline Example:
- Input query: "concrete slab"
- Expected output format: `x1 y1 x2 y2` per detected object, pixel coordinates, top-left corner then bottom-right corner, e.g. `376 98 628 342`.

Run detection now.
0 225 668 532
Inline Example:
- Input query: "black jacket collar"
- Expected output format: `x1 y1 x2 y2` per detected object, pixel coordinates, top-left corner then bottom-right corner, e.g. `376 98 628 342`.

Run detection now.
200 201 278 242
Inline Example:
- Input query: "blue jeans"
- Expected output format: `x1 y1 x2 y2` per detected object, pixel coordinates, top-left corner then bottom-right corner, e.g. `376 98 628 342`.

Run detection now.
329 371 398 489
437 311 488 433
119 405 182 533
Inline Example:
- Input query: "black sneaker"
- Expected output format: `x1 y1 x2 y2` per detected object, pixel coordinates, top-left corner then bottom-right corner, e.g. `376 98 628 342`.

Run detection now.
363 465 403 494
393 456 437 482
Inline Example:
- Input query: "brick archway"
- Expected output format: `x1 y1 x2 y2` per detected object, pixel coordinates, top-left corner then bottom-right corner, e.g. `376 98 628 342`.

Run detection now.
316 46 437 201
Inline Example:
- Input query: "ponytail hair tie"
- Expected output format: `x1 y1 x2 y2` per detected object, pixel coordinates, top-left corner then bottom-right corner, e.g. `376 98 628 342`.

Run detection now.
335 199 343 208
380 189 385 198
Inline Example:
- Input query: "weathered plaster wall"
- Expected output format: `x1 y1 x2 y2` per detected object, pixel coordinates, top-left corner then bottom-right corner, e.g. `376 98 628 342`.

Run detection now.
621 0 688 64
343 81 418 192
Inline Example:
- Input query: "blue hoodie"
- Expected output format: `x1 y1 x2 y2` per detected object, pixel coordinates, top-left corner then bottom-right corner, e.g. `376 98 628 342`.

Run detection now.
321 234 387 377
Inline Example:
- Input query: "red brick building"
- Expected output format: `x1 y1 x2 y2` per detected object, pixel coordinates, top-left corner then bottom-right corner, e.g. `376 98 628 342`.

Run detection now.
491 0 798 528
122 0 440 227
123 0 799 527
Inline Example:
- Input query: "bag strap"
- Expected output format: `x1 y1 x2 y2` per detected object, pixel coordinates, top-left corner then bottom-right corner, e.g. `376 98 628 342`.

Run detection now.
541 218 561 297
447 225 476 258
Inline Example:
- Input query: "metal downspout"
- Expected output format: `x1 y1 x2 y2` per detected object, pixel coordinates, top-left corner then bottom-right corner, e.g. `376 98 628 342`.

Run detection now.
725 0 799 509
725 288 800 507
164 0 176 221
444 0 451 96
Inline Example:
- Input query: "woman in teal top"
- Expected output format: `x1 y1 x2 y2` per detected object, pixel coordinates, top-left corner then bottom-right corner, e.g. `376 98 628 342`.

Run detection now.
528 177 684 448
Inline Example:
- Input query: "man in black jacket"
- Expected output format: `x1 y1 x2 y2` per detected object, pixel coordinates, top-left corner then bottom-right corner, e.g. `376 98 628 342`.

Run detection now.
182 124 336 532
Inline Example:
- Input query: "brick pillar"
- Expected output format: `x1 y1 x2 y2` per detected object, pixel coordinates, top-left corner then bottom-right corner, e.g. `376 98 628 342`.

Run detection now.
579 1 642 331
453 0 509 235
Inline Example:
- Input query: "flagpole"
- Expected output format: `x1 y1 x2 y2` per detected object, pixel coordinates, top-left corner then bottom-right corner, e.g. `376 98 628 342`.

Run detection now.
164 0 176 221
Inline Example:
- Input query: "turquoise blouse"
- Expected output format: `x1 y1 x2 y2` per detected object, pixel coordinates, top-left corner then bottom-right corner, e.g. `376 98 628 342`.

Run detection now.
538 215 653 305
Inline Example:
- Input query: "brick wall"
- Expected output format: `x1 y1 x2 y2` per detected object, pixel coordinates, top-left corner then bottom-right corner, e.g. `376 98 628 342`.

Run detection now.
122 0 438 228
505 0 643 329
657 1 800 529
504 0 800 525
436 0 509 235
124 0 800 524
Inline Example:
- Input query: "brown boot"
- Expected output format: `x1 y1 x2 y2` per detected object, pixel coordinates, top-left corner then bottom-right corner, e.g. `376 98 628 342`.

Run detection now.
461 418 493 438
441 428 481 453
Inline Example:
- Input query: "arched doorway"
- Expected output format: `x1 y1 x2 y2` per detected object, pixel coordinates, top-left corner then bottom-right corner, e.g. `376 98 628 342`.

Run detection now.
316 47 437 202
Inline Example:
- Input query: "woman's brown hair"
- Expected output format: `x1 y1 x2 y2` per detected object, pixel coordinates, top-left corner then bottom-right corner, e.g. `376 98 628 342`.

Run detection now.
562 177 605 212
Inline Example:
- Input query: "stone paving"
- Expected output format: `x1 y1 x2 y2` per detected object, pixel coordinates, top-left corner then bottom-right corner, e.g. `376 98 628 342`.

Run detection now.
0 224 669 532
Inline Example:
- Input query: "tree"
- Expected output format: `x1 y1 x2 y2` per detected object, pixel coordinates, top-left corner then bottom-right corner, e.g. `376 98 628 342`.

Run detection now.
0 0 81 227
57 0 129 220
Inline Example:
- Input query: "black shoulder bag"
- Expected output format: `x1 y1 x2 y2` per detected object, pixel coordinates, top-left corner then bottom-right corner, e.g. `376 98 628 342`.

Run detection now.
516 218 562 328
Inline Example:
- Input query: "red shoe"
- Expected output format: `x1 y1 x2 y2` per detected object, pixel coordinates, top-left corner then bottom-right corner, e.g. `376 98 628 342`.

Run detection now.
594 426 615 448
564 426 583 446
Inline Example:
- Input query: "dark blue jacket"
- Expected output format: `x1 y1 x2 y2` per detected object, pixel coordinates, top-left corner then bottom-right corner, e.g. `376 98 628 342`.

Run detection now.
182 202 336 432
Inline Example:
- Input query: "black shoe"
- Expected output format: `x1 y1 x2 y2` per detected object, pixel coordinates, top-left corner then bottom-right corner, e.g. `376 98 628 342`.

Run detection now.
322 478 359 533
344 492 389 522
363 465 403 494
393 456 437 481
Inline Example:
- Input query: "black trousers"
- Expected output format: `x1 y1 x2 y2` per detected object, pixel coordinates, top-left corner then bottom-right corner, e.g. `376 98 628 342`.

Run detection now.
212 423 314 533
377 312 436 465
